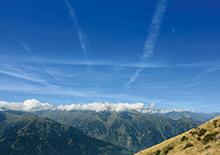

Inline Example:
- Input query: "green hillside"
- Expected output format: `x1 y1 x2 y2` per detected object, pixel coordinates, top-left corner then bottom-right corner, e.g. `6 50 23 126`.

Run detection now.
0 111 130 155
36 110 197 152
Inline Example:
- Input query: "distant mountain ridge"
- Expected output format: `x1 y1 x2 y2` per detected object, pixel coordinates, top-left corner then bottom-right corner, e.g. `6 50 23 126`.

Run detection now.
0 107 218 154
0 111 130 155
35 110 198 152
159 111 220 123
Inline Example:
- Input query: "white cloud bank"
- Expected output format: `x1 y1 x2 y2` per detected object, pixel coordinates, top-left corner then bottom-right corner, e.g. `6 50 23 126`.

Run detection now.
57 102 145 112
0 99 54 111
0 99 190 113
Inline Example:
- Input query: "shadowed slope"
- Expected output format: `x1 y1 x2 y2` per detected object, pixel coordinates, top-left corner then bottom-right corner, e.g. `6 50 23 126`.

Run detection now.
35 110 197 152
0 111 130 155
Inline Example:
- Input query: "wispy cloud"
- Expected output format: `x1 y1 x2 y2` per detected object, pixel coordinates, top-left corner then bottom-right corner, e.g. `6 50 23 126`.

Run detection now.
182 81 204 89
125 0 169 88
178 61 220 68
0 70 47 85
8 34 33 55
27 58 169 69
0 75 168 104
0 58 50 85
142 0 169 59
124 69 143 88
195 67 220 80
0 78 97 99
0 23 33 54
6 55 220 71
64 0 89 60
0 23 58 81
182 66 220 89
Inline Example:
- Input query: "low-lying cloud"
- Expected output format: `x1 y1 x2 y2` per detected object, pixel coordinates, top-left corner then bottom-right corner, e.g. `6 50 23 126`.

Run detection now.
0 99 54 111
0 99 189 113
57 102 145 112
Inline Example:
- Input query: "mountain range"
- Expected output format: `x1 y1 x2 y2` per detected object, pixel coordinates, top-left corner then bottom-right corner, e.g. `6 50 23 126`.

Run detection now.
0 105 219 154
0 111 130 155
35 110 199 152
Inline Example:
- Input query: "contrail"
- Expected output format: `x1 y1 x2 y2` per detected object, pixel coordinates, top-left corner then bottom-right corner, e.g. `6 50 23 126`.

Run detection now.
9 33 33 55
64 0 89 59
0 23 32 55
195 67 220 80
124 68 143 88
0 23 58 81
125 0 169 88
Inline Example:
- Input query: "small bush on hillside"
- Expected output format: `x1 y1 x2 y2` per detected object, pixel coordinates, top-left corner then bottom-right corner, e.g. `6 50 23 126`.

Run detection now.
154 149 161 155
164 144 174 155
198 128 207 137
183 143 194 149
202 132 219 145
181 136 188 141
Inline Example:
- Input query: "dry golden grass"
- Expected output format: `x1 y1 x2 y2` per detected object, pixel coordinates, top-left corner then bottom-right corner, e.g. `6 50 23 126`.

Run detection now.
135 116 220 155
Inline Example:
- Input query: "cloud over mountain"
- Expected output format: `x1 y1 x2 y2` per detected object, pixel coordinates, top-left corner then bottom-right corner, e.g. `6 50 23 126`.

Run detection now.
0 99 190 113
57 102 145 112
0 99 54 111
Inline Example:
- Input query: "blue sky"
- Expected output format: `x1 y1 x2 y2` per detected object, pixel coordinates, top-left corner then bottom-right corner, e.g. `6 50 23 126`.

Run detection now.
0 0 220 112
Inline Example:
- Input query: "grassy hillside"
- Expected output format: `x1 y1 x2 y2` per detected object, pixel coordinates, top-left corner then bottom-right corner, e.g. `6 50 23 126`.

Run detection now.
0 111 130 155
135 116 220 155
